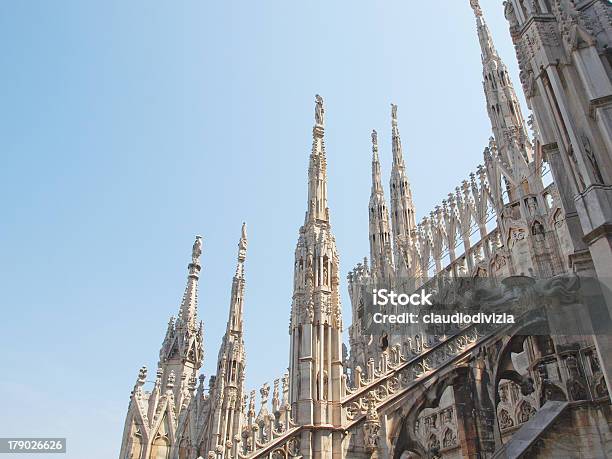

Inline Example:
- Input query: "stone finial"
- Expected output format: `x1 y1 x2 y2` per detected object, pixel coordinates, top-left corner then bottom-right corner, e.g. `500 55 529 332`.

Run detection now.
237 222 248 264
314 94 325 126
371 129 378 151
137 366 147 384
248 390 256 415
191 235 203 266
272 379 280 412
281 373 289 405
391 103 398 126
260 382 270 404
470 0 482 17
242 393 248 414
197 374 205 390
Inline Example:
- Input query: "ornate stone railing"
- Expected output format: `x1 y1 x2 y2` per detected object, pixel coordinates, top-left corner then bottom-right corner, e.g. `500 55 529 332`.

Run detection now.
237 373 299 458
342 322 492 428
237 426 302 459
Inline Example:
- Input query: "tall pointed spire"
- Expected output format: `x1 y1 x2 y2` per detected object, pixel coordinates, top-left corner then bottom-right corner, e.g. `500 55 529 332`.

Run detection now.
469 0 533 194
389 104 417 270
470 0 498 63
206 223 248 458
157 235 204 409
305 94 329 224
289 96 344 454
369 130 394 278
391 103 405 168
178 235 202 329
227 222 247 335
371 130 383 194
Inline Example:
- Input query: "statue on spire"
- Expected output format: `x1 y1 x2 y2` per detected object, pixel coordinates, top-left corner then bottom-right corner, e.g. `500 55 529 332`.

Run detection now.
470 0 482 17
371 129 378 150
314 94 325 126
192 235 203 265
238 222 248 263
391 103 398 126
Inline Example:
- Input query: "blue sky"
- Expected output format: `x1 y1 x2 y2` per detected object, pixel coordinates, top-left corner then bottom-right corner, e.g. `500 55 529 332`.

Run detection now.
0 1 526 458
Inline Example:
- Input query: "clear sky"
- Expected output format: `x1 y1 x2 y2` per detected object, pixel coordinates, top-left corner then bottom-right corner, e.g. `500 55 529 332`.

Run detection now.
0 1 527 458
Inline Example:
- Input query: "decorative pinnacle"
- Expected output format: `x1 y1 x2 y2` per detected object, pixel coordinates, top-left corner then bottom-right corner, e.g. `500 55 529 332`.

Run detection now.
237 222 247 264
371 129 378 152
470 0 482 17
191 235 203 266
391 103 398 127
314 94 325 127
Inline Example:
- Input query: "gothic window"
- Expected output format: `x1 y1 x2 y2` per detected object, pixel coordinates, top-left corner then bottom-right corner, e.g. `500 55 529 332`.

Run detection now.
126 424 142 459
150 415 170 459
535 335 555 356
178 438 190 459
531 220 545 236
150 436 170 459
379 333 388 352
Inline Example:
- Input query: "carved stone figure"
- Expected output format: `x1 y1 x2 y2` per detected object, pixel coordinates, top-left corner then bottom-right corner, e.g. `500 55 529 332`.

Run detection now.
315 94 324 126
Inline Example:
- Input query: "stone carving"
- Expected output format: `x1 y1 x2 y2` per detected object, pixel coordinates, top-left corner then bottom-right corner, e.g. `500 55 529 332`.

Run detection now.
314 94 324 126
363 391 381 452
517 402 536 424
442 428 457 448
499 409 514 430
470 0 482 17
192 235 203 265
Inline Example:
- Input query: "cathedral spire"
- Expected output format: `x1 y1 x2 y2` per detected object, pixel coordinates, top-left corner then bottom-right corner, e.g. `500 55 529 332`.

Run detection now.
227 222 247 335
178 235 202 330
391 103 405 168
156 235 204 411
469 0 533 193
389 104 417 270
206 223 248 458
369 130 394 278
470 0 498 64
289 96 343 453
371 130 383 195
305 94 329 224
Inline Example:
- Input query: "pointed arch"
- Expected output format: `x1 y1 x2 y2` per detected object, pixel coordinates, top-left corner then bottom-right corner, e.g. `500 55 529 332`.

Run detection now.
149 413 171 459
125 422 143 459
